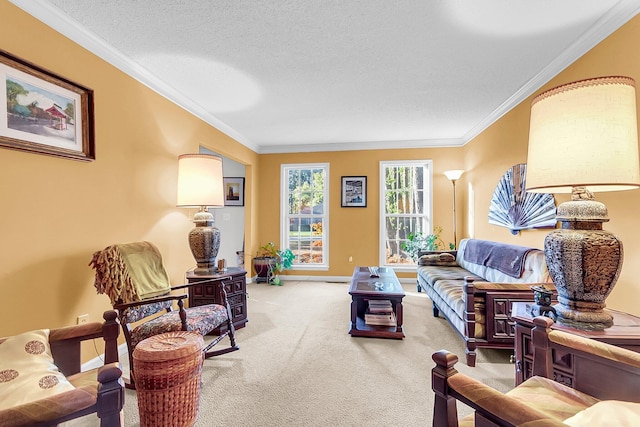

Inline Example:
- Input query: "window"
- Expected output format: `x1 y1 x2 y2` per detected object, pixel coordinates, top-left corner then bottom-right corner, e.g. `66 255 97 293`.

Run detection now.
379 160 433 268
281 163 329 270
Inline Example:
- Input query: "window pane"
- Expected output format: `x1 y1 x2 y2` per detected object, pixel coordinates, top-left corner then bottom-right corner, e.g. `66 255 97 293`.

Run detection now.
380 161 432 266
282 164 328 268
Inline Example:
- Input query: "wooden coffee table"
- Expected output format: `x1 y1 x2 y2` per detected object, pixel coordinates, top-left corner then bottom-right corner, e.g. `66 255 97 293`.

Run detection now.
348 266 405 339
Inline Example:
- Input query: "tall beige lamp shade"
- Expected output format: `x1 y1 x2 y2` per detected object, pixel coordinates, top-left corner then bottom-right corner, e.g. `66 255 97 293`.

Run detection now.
177 154 225 274
526 76 640 325
443 170 464 249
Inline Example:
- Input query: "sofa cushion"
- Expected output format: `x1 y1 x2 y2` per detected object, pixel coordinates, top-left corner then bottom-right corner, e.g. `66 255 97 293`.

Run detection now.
418 252 457 266
416 265 483 288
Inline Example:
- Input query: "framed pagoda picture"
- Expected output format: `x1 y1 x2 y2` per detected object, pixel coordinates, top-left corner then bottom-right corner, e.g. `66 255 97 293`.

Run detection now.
0 49 95 161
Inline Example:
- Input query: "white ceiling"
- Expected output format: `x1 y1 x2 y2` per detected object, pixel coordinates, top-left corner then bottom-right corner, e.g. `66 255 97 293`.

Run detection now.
10 0 640 153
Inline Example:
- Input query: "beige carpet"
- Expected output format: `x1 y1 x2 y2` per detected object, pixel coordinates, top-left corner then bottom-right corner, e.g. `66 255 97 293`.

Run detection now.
72 280 516 426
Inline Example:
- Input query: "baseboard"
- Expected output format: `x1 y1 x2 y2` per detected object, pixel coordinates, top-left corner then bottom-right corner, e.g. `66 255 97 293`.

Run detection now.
254 274 416 285
81 342 128 371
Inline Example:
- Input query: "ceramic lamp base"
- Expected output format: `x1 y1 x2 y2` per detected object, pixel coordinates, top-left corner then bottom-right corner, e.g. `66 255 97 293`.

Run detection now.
544 195 622 326
188 209 221 273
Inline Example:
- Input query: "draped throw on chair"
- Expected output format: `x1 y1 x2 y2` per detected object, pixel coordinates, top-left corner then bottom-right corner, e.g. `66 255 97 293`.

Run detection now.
89 241 171 304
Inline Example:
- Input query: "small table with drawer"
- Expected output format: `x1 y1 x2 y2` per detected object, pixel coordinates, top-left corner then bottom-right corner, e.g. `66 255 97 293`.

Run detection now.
186 267 248 334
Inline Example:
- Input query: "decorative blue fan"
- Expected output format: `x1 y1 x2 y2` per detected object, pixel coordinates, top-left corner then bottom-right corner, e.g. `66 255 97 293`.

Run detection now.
488 163 557 235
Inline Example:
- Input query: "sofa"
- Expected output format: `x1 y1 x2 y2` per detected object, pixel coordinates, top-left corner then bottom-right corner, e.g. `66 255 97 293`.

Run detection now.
417 238 553 366
432 315 640 426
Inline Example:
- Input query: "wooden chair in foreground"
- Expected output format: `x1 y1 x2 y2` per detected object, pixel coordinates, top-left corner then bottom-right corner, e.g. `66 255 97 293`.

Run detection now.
90 241 239 389
0 310 124 427
432 316 640 426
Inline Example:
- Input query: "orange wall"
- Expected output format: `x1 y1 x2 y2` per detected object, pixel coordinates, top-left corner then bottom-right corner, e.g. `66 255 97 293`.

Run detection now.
464 15 640 316
257 15 640 317
256 148 466 279
0 2 258 339
3 0 640 349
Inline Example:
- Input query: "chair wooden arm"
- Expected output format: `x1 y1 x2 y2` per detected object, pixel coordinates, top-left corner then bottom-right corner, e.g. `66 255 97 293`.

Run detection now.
113 293 188 310
95 361 123 426
530 315 640 401
49 321 103 342
50 310 120 376
170 275 232 290
432 350 565 427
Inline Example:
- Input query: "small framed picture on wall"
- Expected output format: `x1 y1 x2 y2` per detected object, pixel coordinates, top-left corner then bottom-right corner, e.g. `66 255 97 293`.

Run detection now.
341 176 367 207
223 177 245 206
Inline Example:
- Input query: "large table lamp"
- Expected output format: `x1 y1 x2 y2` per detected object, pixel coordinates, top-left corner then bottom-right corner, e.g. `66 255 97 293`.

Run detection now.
444 170 464 249
177 154 225 274
525 76 640 325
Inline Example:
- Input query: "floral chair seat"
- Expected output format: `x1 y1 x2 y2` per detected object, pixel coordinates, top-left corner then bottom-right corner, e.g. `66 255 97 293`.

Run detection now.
130 304 229 349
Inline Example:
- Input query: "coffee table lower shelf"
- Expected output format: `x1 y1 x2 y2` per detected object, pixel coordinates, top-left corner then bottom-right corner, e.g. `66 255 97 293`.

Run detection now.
349 316 405 339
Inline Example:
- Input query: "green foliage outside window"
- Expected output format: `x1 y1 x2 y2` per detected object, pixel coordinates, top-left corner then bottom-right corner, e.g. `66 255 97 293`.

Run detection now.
402 226 454 262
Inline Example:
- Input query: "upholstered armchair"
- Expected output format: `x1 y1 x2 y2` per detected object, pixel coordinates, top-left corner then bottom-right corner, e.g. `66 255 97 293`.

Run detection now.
432 316 640 426
0 310 124 427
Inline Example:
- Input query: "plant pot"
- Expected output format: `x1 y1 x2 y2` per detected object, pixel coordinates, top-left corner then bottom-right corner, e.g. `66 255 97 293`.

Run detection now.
253 257 277 283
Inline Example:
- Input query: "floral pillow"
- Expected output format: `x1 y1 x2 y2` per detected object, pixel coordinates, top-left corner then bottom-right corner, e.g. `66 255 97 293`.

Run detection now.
0 329 75 410
418 252 457 266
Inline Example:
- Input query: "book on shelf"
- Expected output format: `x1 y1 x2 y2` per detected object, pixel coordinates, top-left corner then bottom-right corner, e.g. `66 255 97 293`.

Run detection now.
364 311 396 326
368 299 393 313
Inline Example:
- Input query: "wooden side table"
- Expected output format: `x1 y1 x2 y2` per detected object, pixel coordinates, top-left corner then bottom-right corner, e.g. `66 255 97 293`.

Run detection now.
186 267 248 334
512 301 640 386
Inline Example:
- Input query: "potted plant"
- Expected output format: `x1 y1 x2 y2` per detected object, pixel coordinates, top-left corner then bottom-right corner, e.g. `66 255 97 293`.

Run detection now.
253 242 278 283
269 248 295 286
253 242 296 284
402 226 454 262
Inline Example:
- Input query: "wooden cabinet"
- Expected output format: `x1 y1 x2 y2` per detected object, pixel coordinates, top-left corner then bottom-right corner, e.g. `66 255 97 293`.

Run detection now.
186 268 247 334
484 293 538 342
513 302 640 386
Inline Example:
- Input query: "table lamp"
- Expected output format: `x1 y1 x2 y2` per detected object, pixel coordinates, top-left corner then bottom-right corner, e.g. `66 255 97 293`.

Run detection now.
526 76 640 325
177 154 225 274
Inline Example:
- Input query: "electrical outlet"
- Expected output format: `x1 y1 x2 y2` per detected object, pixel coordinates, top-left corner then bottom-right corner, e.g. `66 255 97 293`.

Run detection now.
348 256 353 263
77 314 89 325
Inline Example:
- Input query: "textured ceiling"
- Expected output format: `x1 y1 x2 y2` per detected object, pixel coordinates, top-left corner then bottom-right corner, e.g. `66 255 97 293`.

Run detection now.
10 0 640 153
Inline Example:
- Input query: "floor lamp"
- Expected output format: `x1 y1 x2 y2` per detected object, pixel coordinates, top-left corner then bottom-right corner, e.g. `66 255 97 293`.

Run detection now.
443 170 464 249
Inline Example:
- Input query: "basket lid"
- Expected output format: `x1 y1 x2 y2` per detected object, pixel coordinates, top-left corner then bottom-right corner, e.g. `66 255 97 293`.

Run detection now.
133 331 204 362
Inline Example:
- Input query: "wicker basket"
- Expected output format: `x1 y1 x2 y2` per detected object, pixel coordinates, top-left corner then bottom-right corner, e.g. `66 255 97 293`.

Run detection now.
133 331 205 427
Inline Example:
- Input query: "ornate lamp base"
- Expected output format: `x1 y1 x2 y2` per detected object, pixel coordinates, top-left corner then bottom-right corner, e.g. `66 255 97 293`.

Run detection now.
544 189 621 326
188 207 221 274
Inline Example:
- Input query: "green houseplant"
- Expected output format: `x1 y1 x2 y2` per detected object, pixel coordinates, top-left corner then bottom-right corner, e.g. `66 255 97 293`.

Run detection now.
402 226 454 262
253 242 295 285
270 248 295 286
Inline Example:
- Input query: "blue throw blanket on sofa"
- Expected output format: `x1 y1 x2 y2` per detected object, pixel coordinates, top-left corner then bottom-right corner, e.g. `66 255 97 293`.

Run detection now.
463 239 535 278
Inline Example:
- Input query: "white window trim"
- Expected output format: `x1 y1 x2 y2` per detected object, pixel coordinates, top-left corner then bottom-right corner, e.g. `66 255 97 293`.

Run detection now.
379 160 433 272
280 163 330 271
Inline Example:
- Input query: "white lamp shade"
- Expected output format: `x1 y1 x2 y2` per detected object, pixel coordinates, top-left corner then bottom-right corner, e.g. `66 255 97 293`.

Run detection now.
443 170 464 181
526 76 640 193
177 154 224 207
